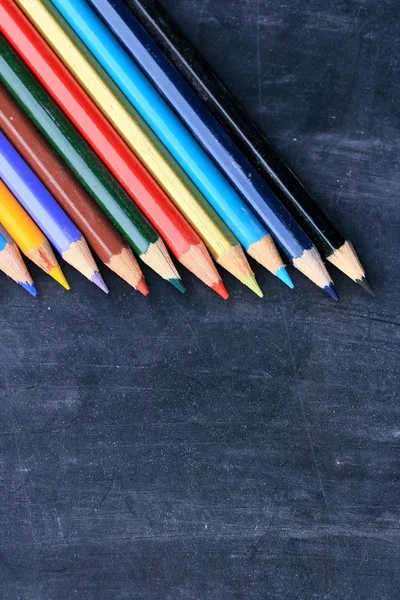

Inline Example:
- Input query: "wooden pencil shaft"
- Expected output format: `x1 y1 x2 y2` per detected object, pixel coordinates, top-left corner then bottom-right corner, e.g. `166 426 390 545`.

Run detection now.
0 83 137 270
126 0 346 259
0 36 159 258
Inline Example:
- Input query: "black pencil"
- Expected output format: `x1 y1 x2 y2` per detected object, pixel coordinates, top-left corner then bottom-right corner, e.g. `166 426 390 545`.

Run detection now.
126 0 372 295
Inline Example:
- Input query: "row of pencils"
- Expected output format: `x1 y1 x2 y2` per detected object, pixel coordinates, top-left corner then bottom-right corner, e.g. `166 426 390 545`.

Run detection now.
0 0 371 300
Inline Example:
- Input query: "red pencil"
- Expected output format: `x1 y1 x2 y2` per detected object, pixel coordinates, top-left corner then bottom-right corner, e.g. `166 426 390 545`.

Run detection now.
0 0 228 298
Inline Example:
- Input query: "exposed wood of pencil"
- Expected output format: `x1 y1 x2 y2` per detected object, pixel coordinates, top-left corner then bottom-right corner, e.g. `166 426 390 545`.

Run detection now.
106 248 148 294
217 245 262 297
0 237 33 288
8 0 226 296
0 180 69 289
125 0 370 291
180 241 229 299
62 237 105 286
0 223 36 295
0 84 147 294
293 248 336 293
248 236 287 277
327 242 372 293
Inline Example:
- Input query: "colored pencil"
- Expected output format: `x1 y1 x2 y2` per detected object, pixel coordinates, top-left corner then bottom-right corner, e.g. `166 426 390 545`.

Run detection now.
0 85 148 296
124 0 371 295
0 180 69 289
46 0 336 299
15 0 291 292
0 39 183 294
0 222 37 296
4 2 228 299
0 132 108 293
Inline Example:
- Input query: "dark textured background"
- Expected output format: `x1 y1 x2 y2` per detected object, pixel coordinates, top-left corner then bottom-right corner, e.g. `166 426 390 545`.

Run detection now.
1 0 399 598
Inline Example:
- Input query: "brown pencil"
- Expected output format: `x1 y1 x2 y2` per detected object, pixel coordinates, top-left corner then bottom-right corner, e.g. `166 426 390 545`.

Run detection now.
0 84 148 295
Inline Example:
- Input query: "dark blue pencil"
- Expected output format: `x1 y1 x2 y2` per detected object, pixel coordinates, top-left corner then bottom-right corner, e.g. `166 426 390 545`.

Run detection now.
82 0 338 299
0 132 108 292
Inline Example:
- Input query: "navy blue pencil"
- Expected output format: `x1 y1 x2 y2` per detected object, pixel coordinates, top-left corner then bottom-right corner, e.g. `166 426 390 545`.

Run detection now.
85 0 338 299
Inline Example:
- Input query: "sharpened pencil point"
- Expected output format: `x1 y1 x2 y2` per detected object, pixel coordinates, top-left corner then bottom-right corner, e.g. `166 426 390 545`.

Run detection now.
20 281 38 297
357 277 375 297
324 283 339 302
276 266 294 289
136 277 150 296
49 265 70 290
212 280 229 300
170 278 186 293
242 275 263 298
91 271 109 293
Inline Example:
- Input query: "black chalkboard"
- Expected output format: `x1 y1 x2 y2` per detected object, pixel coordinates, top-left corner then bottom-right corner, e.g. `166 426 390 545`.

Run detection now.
1 1 399 598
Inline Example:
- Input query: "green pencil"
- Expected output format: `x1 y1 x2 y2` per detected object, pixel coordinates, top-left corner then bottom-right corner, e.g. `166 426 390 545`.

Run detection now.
0 36 184 292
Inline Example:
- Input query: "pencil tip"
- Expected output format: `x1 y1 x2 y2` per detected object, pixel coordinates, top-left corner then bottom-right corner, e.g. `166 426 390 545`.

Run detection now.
212 280 229 300
92 271 109 294
357 277 375 297
20 282 38 297
242 275 263 297
137 277 150 296
325 283 339 302
50 266 70 290
276 266 294 289
170 278 186 293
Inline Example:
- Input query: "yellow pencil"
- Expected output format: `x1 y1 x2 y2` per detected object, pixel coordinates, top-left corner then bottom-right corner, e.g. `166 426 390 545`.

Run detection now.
17 0 264 296
0 180 69 289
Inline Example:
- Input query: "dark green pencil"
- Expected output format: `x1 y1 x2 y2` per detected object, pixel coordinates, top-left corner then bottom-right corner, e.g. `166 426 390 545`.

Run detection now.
0 36 184 292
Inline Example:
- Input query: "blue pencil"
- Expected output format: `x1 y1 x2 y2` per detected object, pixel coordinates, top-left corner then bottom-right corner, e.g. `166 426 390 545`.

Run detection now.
0 221 37 296
49 0 337 298
0 132 108 292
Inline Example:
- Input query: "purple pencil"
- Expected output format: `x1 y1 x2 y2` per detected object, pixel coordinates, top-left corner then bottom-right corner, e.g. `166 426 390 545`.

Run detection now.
0 131 108 292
